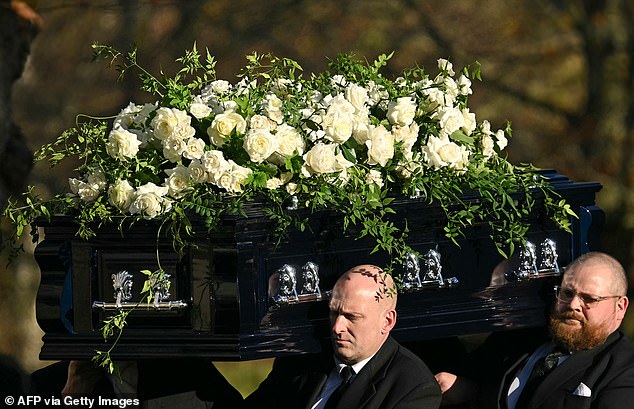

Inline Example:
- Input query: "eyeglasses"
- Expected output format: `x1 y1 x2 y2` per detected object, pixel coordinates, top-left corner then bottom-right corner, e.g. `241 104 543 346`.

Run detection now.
554 286 621 308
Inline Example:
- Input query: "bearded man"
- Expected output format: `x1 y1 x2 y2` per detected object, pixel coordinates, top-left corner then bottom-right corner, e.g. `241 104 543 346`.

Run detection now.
435 251 634 409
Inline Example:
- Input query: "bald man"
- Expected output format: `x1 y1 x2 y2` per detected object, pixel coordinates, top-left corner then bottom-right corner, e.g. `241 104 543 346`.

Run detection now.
436 251 634 409
244 265 441 409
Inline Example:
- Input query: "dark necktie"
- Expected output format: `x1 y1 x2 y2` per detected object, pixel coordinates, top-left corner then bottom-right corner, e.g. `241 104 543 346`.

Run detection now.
324 366 354 409
515 350 565 409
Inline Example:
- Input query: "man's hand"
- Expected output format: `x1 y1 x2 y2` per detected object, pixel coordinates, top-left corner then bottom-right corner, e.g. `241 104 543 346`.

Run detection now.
434 372 477 407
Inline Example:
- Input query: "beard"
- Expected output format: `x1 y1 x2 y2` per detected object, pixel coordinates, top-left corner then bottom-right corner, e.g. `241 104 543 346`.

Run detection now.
549 309 613 352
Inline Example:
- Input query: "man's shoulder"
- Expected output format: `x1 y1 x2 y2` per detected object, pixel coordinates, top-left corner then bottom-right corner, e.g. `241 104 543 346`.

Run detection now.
602 331 634 360
384 338 436 379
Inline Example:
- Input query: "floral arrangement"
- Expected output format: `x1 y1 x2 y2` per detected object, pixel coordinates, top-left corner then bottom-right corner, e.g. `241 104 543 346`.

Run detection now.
2 43 577 372
4 43 575 263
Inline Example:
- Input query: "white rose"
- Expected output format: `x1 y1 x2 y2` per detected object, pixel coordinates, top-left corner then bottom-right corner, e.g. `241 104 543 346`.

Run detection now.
367 80 389 107
151 107 193 141
365 125 395 167
207 112 247 146
442 77 459 100
345 84 368 112
392 122 420 151
69 178 101 202
222 100 239 112
190 97 212 119
108 179 135 211
387 97 417 126
264 94 284 124
106 126 142 160
462 108 477 135
266 177 284 190
457 74 473 96
129 182 170 219
271 78 293 95
78 183 101 202
323 111 353 144
437 58 455 76
481 120 492 136
330 74 347 88
424 135 470 170
352 119 371 144
286 182 298 195
113 102 141 129
328 94 355 115
164 165 191 198
495 129 508 151
162 135 187 163
183 137 206 160
201 150 229 181
275 124 305 158
208 80 231 95
243 128 279 163
366 169 384 188
302 143 338 176
250 114 277 131
481 134 495 158
235 77 256 96
438 106 465 137
68 178 81 196
422 87 450 111
187 159 209 184
215 160 252 193
87 169 107 190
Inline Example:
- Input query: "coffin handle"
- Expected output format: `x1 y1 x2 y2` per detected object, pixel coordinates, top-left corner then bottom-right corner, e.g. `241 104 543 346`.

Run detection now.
92 300 188 312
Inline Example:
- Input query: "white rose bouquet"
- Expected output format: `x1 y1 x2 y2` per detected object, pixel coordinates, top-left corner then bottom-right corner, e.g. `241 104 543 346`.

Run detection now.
4 45 576 265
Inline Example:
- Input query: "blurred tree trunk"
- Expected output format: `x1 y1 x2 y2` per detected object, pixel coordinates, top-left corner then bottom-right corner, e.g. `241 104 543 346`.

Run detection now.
557 0 634 273
0 0 40 369
0 1 38 206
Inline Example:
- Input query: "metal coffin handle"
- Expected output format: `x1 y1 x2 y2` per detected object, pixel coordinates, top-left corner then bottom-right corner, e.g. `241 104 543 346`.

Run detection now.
401 250 459 291
91 270 188 312
505 238 561 281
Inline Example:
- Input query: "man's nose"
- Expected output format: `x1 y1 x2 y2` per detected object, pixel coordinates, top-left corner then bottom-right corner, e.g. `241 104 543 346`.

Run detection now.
567 293 584 311
332 315 345 333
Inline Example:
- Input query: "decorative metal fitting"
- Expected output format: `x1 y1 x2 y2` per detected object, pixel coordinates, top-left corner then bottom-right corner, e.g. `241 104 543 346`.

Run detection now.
92 270 187 312
272 264 299 303
401 250 459 291
538 238 560 274
506 238 561 281
300 261 322 298
112 270 133 308
148 273 172 309
287 195 299 211
270 261 324 305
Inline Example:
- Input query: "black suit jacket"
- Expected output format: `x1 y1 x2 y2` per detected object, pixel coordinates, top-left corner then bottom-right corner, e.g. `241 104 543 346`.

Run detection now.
498 330 634 409
244 336 441 409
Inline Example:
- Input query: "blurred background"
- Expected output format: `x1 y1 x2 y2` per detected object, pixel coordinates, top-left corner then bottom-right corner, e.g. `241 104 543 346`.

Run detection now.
1 0 633 397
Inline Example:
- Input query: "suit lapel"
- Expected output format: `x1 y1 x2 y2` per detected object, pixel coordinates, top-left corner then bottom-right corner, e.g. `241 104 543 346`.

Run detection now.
302 371 328 409
301 358 332 409
334 337 398 409
524 331 622 409
499 352 530 409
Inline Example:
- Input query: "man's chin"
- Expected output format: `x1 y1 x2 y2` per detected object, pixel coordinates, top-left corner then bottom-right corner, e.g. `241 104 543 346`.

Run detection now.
550 316 611 351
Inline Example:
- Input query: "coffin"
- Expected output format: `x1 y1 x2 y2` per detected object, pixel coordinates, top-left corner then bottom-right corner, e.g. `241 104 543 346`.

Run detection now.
33 170 603 360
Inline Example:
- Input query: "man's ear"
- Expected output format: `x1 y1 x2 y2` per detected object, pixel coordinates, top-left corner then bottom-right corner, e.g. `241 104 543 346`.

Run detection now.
382 309 397 334
616 296 629 321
